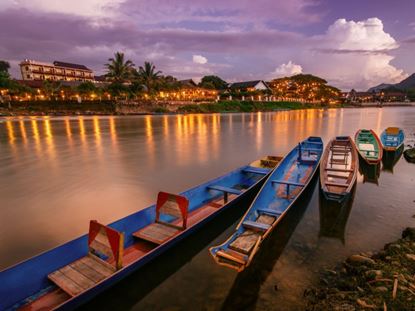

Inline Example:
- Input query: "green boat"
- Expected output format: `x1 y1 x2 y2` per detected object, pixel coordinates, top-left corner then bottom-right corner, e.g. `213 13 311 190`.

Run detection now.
354 129 383 164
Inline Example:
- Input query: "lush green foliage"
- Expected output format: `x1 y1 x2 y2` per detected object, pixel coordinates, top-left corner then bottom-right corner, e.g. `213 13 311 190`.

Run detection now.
199 75 228 90
105 52 135 83
136 61 162 94
76 81 98 95
176 100 334 113
0 60 10 74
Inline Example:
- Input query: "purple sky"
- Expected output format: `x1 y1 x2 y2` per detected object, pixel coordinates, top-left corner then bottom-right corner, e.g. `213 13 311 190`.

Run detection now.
1 0 414 90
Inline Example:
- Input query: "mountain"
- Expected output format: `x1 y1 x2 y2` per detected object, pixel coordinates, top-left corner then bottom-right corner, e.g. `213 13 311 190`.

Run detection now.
367 73 415 92
394 73 415 90
368 83 392 92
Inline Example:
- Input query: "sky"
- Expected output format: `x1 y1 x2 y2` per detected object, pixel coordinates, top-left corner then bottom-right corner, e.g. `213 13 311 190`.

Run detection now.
1 0 415 90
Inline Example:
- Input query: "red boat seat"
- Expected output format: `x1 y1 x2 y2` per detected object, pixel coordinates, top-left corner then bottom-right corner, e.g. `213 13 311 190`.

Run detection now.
133 192 189 245
48 220 124 297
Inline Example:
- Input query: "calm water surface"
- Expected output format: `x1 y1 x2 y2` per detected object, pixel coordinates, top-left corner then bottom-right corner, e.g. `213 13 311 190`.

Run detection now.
1 108 415 310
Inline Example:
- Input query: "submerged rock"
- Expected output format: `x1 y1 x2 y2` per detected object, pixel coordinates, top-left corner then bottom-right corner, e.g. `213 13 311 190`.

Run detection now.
402 227 415 240
347 254 375 265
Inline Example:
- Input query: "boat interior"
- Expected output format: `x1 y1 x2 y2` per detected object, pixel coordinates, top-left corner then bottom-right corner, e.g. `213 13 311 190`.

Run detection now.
321 137 356 195
11 157 282 311
211 140 322 271
357 130 379 159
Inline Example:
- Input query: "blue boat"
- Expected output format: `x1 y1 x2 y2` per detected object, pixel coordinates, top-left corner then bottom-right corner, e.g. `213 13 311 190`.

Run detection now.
0 156 282 311
380 127 405 152
209 137 323 271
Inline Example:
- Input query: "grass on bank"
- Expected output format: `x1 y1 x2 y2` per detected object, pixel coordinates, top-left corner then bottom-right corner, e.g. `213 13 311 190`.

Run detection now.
176 101 344 113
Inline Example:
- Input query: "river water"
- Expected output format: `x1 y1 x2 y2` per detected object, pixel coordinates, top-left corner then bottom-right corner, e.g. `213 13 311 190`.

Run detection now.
1 108 415 310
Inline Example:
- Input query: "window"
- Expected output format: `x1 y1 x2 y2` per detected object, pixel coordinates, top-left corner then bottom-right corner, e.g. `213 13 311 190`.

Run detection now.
27 74 30 79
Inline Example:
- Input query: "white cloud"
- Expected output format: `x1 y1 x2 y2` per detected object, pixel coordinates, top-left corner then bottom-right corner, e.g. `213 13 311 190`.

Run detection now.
271 61 303 77
192 54 208 64
323 18 398 51
306 18 407 90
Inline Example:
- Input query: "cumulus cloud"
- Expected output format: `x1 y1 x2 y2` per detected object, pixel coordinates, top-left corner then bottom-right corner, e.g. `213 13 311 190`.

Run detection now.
192 55 208 64
306 18 407 90
321 18 398 52
271 61 302 77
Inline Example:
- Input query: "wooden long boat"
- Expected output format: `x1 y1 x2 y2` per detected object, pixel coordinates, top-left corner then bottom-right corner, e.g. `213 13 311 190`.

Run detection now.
380 127 405 152
355 129 383 164
320 136 358 203
209 136 323 272
0 156 283 311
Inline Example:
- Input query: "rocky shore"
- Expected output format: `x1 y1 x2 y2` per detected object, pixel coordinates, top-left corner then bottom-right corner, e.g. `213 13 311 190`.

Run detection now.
305 228 415 310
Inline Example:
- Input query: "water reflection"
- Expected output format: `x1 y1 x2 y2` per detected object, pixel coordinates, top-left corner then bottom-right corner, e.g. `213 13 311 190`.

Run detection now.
382 146 404 173
220 179 318 311
1 109 415 310
358 157 381 184
319 184 356 244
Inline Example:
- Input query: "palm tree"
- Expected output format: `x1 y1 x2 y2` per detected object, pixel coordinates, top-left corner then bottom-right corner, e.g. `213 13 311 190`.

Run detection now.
137 61 162 95
105 52 135 83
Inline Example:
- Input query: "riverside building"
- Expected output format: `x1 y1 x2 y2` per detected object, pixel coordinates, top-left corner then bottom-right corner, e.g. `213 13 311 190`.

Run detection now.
20 60 94 82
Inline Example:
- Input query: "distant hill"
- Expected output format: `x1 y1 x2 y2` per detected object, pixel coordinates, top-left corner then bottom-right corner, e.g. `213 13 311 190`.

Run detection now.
395 73 415 90
367 73 415 92
367 83 392 92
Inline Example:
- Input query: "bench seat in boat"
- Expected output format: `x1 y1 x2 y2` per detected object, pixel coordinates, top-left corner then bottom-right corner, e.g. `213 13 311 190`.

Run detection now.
133 192 189 245
48 221 123 297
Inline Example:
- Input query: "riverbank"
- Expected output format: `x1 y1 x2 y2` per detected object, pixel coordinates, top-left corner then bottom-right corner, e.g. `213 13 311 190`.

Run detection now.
0 100 346 116
305 227 415 310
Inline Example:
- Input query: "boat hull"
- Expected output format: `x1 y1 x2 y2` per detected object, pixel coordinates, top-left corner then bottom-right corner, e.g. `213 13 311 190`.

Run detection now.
320 136 358 204
380 127 405 152
355 129 383 164
1 160 276 311
209 137 323 272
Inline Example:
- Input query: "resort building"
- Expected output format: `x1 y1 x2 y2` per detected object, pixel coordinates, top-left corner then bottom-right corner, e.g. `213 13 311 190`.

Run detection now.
158 79 218 101
20 60 94 82
229 80 271 92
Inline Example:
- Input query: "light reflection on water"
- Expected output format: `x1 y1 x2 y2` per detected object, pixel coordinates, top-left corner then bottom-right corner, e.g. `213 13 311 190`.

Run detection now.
1 108 415 310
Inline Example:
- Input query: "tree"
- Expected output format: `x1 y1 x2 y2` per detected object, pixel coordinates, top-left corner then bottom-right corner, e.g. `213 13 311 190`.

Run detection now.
77 81 97 95
42 80 62 99
199 75 228 90
137 61 162 95
105 52 135 83
107 82 130 99
0 60 10 74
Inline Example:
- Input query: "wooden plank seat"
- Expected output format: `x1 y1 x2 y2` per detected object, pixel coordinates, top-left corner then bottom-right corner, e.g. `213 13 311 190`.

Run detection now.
48 220 124 297
325 181 348 187
272 179 305 197
327 174 349 179
208 185 242 203
243 167 268 175
229 230 260 254
325 168 354 172
133 192 189 245
242 220 271 232
216 249 247 265
257 208 282 217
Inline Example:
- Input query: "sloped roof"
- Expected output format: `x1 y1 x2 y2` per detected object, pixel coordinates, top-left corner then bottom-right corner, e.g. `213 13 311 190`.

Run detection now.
179 79 197 87
229 80 269 89
53 61 91 71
